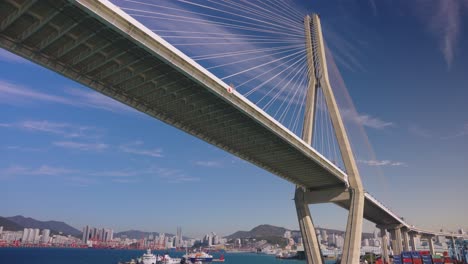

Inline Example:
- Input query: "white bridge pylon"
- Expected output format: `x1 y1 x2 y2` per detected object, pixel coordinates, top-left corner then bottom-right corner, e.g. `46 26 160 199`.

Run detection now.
295 14 365 264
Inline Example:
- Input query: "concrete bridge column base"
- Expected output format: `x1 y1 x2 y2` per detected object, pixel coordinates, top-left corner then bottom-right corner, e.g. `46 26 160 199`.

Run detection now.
295 187 323 264
409 233 417 251
389 227 403 256
427 237 435 255
402 229 410 252
380 228 390 264
340 189 365 264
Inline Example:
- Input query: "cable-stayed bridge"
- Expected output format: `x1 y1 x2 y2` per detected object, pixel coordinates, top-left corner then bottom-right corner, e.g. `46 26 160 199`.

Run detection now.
0 1 466 263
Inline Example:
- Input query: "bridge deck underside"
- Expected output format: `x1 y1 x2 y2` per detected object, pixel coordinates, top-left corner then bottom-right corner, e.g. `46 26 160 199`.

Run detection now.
0 0 346 189
335 196 403 226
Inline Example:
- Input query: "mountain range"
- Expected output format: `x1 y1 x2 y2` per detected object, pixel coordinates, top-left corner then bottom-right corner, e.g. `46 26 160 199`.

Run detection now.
225 224 375 240
2 215 81 237
0 216 24 231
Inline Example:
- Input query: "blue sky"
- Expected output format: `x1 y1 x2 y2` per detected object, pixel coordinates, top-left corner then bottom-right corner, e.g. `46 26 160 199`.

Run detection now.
1 0 467 238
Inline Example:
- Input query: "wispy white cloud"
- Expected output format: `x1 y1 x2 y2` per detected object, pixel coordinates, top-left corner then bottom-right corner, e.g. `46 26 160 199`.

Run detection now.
417 0 467 69
409 124 433 138
443 123 468 139
0 164 199 184
341 109 394 129
89 170 138 178
111 178 138 184
368 0 378 16
91 167 198 183
0 165 76 176
454 124 468 138
194 160 223 168
119 141 163 158
53 141 108 151
358 159 406 167
67 176 97 187
5 146 43 152
65 88 135 113
1 120 101 138
154 167 200 183
0 80 134 113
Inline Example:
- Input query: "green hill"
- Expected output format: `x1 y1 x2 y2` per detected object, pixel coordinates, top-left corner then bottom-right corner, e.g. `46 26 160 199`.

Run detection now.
0 216 24 231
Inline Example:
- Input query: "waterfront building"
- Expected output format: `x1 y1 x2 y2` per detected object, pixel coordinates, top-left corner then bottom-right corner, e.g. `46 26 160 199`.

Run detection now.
213 234 220 245
336 235 344 249
362 238 369 247
0 226 3 235
41 229 50 244
21 228 29 242
33 228 40 243
82 225 90 243
284 230 291 239
176 227 182 247
103 228 113 242
321 229 328 243
82 225 114 243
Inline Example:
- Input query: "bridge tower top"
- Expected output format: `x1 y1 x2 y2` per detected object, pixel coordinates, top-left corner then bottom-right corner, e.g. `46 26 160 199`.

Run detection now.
302 14 363 191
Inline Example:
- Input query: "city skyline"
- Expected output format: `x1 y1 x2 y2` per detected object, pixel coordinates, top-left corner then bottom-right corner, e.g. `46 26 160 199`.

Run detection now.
1 0 468 238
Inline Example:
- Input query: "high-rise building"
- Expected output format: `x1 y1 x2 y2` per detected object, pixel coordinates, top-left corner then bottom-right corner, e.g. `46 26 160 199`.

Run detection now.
176 227 182 247
82 225 90 243
22 228 30 243
335 235 344 249
26 228 35 243
103 229 113 242
284 231 291 239
321 230 328 243
362 238 369 247
41 229 50 244
213 233 219 245
90 227 96 241
0 226 3 235
29 228 40 243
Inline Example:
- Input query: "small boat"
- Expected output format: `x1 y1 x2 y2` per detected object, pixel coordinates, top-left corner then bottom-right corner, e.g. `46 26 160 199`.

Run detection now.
140 249 157 264
184 252 213 263
158 253 182 264
118 260 137 264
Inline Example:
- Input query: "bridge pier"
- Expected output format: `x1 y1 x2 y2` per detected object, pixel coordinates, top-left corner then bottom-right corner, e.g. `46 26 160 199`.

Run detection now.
341 190 365 264
295 187 323 264
409 233 417 251
402 229 410 252
427 236 435 255
388 226 403 256
379 228 390 264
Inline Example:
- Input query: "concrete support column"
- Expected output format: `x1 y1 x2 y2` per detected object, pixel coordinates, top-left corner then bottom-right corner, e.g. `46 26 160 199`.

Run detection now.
295 187 323 264
402 229 410 252
428 236 435 255
380 228 389 264
409 233 417 251
450 236 460 261
389 228 403 256
341 189 365 264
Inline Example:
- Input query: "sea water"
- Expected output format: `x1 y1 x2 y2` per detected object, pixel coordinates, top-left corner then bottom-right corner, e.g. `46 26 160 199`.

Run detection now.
0 248 337 264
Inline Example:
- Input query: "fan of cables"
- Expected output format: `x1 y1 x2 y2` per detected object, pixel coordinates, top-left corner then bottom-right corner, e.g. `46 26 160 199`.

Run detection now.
112 0 345 169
